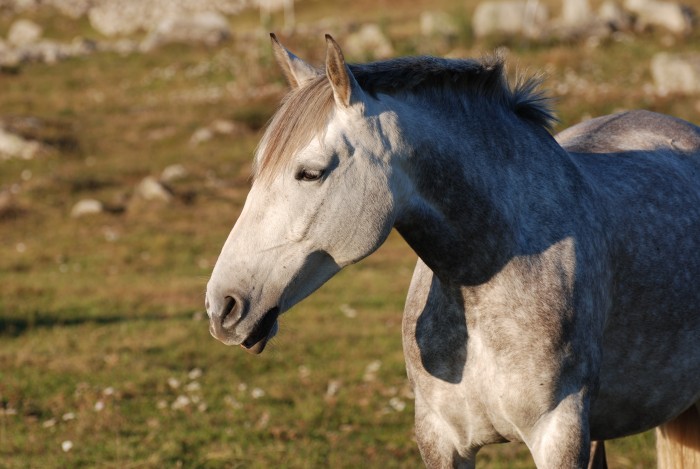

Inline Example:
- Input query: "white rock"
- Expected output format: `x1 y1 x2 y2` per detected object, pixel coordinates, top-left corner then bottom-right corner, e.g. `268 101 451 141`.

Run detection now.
210 119 239 135
0 39 21 71
7 19 43 47
189 127 214 146
70 199 104 218
88 1 148 36
87 0 246 37
420 11 460 38
140 11 231 52
187 367 203 380
345 24 394 60
472 0 549 39
50 0 93 19
624 0 693 34
0 128 42 160
160 164 188 183
325 379 342 398
598 1 633 31
21 40 67 65
171 395 190 410
134 176 172 202
651 52 700 94
561 0 592 26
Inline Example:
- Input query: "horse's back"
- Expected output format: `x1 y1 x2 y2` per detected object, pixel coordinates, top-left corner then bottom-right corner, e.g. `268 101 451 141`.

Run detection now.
558 110 700 438
556 109 700 155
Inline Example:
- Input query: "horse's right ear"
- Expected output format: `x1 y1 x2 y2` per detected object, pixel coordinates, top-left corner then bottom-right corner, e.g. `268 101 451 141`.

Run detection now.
324 34 364 109
270 33 320 89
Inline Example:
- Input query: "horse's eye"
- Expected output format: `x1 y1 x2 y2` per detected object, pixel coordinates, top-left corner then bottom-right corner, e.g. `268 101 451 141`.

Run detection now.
296 168 324 182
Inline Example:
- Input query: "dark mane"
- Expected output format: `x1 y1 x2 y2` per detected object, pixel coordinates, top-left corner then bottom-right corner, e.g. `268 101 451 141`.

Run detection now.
254 55 555 182
349 55 555 129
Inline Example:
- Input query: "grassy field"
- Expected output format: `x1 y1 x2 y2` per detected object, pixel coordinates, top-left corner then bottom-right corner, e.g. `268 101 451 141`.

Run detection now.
2 0 699 467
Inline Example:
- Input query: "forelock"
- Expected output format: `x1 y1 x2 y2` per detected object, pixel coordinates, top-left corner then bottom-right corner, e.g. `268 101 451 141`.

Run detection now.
254 76 335 183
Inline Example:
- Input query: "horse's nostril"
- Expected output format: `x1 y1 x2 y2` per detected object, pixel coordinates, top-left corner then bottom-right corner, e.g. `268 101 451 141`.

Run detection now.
220 296 239 330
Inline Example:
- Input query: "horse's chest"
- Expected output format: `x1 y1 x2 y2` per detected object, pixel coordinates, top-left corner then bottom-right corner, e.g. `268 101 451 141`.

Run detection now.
406 325 563 444
403 262 580 443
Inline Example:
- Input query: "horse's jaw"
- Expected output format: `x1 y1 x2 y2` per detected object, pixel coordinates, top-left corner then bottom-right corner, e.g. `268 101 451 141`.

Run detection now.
240 312 279 354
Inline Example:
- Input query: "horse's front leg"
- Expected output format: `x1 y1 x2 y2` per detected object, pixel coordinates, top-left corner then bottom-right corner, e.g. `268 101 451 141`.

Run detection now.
527 392 591 469
414 395 476 469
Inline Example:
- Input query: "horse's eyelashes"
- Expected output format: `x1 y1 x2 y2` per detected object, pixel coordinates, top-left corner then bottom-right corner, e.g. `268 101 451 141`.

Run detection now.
295 168 324 182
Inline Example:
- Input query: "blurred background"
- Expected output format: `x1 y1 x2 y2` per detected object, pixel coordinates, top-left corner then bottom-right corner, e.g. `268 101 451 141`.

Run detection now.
1 0 699 467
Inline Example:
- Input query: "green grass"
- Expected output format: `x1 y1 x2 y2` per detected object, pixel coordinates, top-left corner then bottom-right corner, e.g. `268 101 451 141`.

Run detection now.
2 1 696 466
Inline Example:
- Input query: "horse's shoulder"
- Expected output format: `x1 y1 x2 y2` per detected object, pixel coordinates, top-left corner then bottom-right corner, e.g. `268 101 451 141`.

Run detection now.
555 110 700 154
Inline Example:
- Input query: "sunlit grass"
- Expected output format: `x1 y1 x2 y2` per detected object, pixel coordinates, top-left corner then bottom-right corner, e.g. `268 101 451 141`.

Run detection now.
2 2 695 466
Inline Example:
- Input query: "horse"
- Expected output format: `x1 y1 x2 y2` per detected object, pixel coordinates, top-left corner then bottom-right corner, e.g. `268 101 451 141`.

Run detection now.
205 34 700 468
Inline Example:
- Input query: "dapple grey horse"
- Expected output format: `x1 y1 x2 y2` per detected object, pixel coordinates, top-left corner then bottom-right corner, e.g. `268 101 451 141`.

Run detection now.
205 35 700 468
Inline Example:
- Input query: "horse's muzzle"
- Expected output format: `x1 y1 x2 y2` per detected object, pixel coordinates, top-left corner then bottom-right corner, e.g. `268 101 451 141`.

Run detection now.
207 294 279 354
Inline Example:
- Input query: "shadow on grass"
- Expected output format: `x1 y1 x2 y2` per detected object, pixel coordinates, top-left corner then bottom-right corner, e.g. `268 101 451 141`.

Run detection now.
0 311 195 337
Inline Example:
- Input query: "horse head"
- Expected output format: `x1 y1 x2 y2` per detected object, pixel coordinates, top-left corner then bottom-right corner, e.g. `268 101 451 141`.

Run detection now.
205 35 408 353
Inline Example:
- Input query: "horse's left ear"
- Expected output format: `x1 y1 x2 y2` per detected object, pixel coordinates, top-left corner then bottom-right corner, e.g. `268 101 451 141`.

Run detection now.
325 34 364 108
271 33 321 89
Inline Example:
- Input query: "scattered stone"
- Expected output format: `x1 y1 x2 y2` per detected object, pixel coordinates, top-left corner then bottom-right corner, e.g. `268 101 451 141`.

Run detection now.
189 127 214 146
363 359 382 382
7 19 43 47
187 368 203 380
160 164 188 183
651 52 700 94
140 11 231 52
185 381 201 392
345 24 394 60
562 0 593 26
1 34 98 67
325 379 342 398
420 10 460 39
134 176 172 202
210 119 240 135
70 199 104 218
171 395 190 410
49 0 93 19
598 1 634 31
0 116 78 154
0 128 43 160
472 0 550 39
389 396 406 412
42 418 56 428
624 0 693 34
87 0 246 37
0 40 21 73
339 303 357 318
189 119 246 146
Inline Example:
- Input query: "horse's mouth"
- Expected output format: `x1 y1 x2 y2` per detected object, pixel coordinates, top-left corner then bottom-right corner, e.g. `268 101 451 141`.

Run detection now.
240 307 280 355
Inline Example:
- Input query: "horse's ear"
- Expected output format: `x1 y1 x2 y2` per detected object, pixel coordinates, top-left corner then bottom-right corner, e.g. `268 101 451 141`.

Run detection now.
324 34 364 108
270 33 320 89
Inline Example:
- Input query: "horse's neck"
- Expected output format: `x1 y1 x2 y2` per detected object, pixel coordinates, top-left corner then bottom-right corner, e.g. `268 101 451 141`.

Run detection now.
394 99 581 286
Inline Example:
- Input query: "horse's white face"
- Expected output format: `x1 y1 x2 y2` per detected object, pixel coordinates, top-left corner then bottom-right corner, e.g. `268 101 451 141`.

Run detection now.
205 36 407 353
